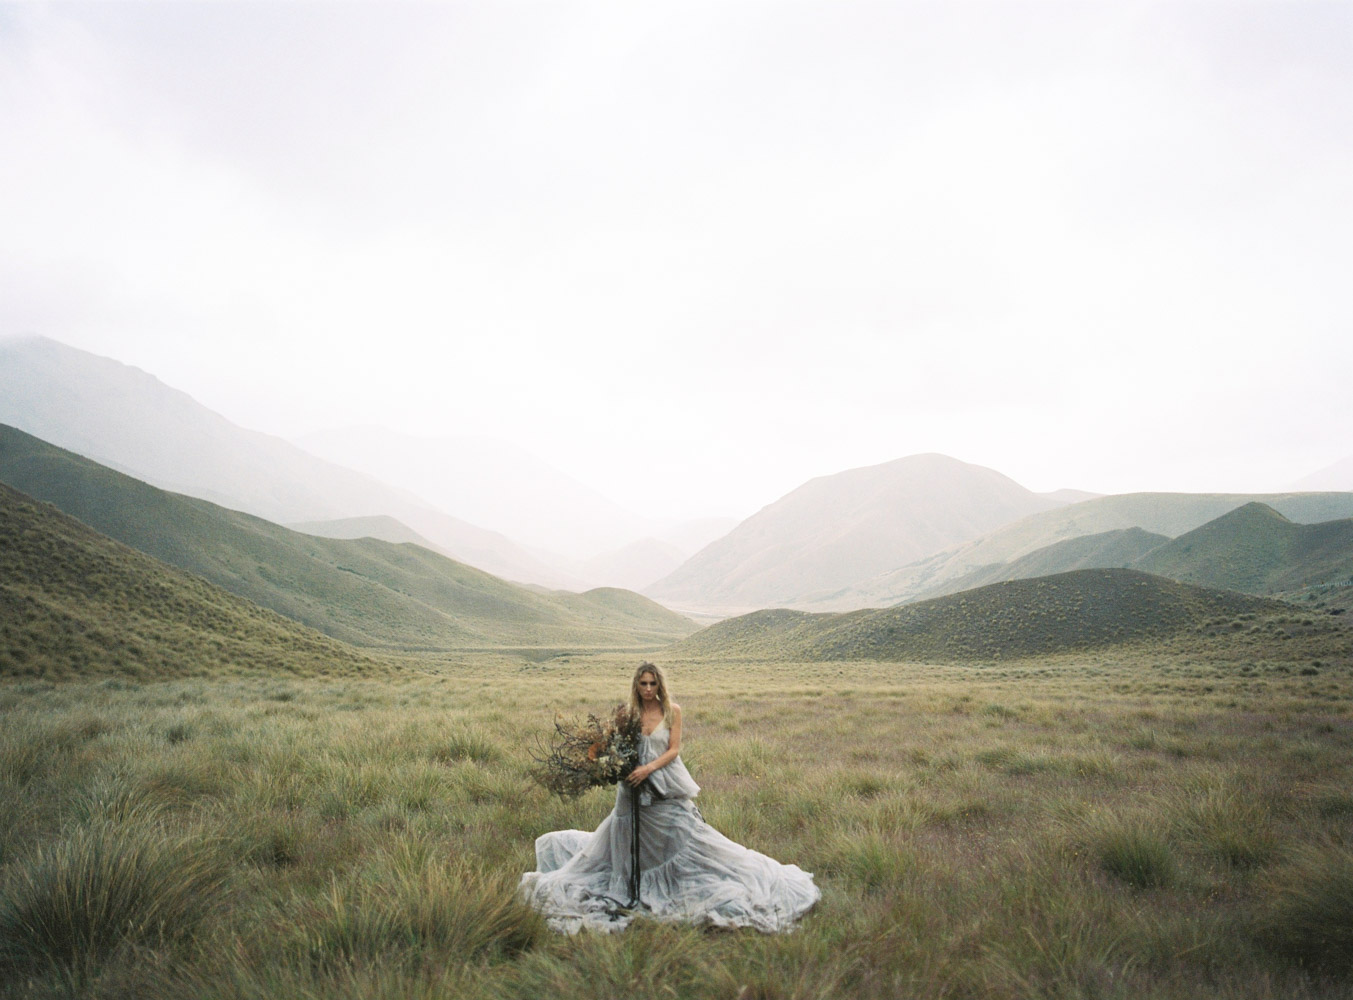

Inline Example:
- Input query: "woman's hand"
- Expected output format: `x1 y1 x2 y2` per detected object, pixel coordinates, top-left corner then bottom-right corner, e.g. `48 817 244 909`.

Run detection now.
626 764 653 786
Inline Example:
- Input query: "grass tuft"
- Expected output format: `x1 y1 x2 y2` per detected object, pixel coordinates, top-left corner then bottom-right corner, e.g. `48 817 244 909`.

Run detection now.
1173 783 1278 869
1255 845 1353 973
1095 822 1177 889
434 729 503 765
296 858 544 970
0 818 228 977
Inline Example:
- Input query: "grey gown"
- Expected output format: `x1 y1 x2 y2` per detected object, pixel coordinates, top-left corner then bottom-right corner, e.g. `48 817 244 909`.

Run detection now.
519 721 820 933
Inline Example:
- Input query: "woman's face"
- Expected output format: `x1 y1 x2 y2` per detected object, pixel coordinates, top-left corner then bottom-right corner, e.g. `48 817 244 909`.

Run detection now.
637 672 659 704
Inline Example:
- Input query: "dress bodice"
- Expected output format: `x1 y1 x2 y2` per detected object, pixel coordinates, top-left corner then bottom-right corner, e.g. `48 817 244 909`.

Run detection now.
637 721 700 800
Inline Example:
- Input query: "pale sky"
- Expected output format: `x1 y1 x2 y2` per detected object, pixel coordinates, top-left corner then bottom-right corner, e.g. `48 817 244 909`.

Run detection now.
2 1 1350 521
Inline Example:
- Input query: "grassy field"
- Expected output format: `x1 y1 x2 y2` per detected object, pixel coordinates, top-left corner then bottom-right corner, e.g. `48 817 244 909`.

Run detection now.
2 638 1352 999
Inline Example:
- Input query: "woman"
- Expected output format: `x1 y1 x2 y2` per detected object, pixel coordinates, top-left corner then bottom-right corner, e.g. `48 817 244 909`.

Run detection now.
519 662 820 933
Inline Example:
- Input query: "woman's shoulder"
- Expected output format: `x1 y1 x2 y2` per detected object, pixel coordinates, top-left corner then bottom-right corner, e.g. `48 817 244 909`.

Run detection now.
669 701 682 716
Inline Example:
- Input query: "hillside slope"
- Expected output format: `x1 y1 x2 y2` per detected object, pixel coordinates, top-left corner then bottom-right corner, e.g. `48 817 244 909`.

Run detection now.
0 337 578 588
916 527 1170 600
0 425 698 651
647 454 1064 612
672 569 1290 662
0 482 385 680
1135 502 1353 595
287 515 449 552
817 491 1353 610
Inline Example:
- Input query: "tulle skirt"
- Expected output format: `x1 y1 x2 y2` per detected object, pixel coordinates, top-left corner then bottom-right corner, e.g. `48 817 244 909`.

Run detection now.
519 782 820 934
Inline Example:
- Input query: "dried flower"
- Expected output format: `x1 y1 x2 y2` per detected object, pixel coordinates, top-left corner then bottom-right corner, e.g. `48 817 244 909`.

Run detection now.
530 703 643 800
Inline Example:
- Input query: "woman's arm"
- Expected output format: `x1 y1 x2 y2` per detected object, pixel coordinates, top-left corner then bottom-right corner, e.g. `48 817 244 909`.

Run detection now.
626 704 682 786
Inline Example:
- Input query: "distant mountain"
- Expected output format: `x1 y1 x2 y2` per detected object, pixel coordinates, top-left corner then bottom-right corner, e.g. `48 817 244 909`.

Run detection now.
294 426 742 578
1039 489 1103 504
579 537 687 593
670 569 1289 662
294 425 655 562
1292 454 1353 491
646 454 1066 613
818 491 1353 611
0 337 576 588
0 425 699 651
654 517 739 554
1135 502 1353 595
0 481 384 680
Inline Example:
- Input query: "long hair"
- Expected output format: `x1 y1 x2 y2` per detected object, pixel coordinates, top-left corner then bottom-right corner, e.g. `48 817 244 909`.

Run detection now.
628 661 673 727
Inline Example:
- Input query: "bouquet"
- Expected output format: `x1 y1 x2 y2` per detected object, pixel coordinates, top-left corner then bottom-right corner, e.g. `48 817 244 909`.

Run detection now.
530 703 643 799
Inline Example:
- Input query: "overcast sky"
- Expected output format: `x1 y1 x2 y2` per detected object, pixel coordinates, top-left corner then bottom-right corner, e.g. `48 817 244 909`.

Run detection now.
2 1 1350 520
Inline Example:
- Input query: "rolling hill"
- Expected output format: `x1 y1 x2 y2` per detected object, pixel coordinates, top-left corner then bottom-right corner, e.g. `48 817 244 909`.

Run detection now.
646 454 1066 613
671 569 1291 662
814 490 1353 611
0 425 699 651
287 515 452 553
914 527 1171 599
0 336 578 588
1135 502 1353 595
0 481 385 679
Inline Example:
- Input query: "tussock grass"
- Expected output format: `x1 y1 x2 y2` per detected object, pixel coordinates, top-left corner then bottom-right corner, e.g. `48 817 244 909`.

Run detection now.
0 815 228 978
2 646 1351 999
1171 780 1279 869
1256 845 1353 973
292 857 544 970
1092 820 1178 889
434 727 502 764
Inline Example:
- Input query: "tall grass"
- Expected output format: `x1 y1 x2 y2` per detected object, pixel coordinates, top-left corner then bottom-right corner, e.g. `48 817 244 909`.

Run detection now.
0 813 229 978
1256 845 1353 973
292 858 544 970
1 648 1351 999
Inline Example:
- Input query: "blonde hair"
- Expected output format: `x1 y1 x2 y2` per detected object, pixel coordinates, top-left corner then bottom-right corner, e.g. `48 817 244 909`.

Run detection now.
629 661 673 727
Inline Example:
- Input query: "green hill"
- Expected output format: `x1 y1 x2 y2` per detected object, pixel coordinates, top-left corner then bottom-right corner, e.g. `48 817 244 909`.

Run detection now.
1135 502 1353 596
0 425 698 651
919 527 1170 599
0 337 581 589
0 482 386 680
286 515 448 552
812 491 1353 611
672 569 1289 662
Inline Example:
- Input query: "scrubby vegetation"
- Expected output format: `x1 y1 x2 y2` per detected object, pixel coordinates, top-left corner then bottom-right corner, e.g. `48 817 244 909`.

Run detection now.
0 482 387 680
2 645 1352 999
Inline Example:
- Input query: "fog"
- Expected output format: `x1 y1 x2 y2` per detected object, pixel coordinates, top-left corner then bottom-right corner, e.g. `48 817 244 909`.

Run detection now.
2 1 1351 523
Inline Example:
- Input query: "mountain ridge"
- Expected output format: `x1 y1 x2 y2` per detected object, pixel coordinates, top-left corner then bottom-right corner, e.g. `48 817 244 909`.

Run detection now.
0 336 581 589
0 481 386 679
1135 501 1353 596
0 424 699 651
811 490 1353 611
